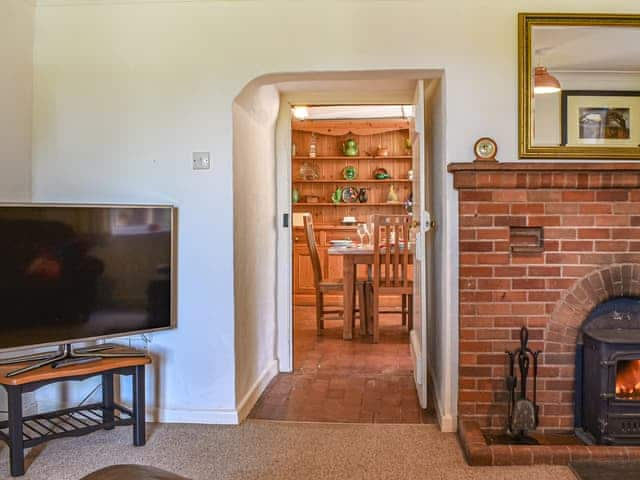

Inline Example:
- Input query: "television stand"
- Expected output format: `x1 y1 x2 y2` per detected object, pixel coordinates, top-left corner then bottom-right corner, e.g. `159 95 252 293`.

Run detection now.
0 343 147 378
0 353 150 476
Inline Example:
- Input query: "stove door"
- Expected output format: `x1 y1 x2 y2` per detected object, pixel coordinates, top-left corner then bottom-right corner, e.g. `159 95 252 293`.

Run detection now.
598 354 640 444
616 359 640 400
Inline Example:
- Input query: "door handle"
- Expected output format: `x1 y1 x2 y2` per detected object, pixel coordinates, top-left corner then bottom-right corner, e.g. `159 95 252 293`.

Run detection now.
413 214 436 232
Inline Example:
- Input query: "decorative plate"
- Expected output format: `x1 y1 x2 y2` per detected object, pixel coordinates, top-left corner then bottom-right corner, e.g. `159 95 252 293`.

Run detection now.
341 186 359 203
342 165 357 180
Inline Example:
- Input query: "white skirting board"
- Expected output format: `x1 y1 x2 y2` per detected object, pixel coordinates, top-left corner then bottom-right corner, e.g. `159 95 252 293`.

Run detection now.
35 360 279 426
409 329 426 408
439 413 457 433
150 406 240 425
150 360 278 424
236 359 279 422
428 365 457 433
38 400 241 425
409 330 423 389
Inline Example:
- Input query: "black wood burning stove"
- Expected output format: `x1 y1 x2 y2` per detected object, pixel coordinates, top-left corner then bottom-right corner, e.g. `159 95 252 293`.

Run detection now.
575 297 640 445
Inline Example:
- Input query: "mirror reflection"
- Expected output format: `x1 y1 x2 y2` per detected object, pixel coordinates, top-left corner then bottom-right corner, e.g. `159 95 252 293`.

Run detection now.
531 25 640 148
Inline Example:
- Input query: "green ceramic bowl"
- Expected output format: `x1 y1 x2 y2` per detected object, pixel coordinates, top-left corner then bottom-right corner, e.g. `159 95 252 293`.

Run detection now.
373 167 390 180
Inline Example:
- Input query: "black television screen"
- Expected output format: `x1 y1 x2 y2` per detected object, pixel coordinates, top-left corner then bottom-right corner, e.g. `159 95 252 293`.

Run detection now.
0 204 176 351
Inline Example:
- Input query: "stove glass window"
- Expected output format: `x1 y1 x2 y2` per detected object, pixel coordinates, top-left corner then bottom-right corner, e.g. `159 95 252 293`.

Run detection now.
616 359 640 400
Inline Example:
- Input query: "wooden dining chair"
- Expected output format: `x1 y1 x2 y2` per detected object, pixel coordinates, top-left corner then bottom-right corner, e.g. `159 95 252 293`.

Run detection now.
303 215 367 335
369 214 413 343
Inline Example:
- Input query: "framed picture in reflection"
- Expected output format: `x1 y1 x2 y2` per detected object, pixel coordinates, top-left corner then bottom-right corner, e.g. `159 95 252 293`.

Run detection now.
562 90 640 147
110 208 171 236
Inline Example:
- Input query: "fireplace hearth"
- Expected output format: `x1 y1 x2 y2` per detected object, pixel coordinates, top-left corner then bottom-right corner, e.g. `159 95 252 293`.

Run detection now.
576 297 640 445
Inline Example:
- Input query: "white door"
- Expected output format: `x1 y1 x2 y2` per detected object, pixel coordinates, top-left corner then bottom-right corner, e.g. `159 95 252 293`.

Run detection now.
409 80 432 408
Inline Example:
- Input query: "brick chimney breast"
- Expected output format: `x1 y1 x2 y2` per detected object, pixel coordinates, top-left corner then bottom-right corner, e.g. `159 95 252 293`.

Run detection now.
449 162 640 432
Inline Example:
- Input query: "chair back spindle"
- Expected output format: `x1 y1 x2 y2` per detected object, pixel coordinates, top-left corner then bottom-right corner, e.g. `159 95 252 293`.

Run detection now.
303 215 324 287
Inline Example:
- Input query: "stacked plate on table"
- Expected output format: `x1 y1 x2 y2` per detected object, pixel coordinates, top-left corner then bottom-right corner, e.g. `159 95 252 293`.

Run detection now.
330 239 354 247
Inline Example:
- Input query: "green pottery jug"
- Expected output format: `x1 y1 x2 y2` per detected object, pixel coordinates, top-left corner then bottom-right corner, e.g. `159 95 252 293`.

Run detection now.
342 139 359 157
331 187 343 204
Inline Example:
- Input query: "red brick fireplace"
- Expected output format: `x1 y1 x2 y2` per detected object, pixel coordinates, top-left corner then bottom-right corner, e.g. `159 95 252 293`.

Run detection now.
449 162 640 465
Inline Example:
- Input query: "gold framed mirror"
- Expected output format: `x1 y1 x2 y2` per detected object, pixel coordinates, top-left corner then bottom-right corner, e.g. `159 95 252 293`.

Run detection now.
519 13 640 159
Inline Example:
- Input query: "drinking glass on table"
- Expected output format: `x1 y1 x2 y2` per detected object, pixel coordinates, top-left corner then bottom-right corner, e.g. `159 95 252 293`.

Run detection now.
362 223 371 247
357 223 368 248
368 215 376 247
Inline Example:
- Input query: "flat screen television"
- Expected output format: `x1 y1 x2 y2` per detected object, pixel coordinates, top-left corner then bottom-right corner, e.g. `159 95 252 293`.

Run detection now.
0 204 176 352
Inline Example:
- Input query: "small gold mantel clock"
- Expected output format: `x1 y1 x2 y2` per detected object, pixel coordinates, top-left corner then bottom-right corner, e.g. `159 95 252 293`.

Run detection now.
474 137 498 162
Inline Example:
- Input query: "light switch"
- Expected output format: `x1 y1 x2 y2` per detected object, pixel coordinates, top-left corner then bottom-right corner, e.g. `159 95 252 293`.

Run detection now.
193 152 211 170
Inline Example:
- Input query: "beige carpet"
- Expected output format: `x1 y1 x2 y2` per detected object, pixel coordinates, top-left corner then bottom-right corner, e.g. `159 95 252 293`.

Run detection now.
0 420 573 480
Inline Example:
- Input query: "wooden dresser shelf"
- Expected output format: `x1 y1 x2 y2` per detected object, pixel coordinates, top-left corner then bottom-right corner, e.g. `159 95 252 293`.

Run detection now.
293 202 404 207
294 155 411 161
291 118 410 306
293 179 411 184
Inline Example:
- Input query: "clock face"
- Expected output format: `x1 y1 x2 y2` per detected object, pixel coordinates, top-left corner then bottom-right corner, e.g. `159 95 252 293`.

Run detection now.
475 138 497 160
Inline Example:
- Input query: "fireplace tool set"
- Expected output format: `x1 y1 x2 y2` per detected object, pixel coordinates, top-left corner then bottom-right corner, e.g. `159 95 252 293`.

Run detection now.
505 326 541 442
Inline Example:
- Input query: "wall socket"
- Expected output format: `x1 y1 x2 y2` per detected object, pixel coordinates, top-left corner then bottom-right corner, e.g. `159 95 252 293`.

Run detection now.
192 152 211 170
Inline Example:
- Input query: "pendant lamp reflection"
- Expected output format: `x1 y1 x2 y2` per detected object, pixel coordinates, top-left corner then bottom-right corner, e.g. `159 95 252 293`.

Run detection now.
533 66 561 95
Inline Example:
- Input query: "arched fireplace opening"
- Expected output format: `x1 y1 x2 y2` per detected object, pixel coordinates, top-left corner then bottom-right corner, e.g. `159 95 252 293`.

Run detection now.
575 297 640 445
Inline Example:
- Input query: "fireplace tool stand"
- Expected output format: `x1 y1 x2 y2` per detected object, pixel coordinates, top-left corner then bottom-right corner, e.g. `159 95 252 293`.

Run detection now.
505 326 541 443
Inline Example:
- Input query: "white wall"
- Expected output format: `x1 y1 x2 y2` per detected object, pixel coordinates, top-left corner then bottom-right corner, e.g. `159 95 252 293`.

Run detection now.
232 84 280 420
32 2 239 422
0 0 35 414
30 0 640 424
0 0 33 201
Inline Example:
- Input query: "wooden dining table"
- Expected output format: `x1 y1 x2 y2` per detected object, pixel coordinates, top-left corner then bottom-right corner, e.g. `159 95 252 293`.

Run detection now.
328 244 414 340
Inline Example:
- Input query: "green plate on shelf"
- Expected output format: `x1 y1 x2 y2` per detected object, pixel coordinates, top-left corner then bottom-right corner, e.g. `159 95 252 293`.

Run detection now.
342 165 357 180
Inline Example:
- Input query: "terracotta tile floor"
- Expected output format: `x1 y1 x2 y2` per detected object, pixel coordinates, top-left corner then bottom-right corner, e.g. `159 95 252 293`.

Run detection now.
250 306 436 424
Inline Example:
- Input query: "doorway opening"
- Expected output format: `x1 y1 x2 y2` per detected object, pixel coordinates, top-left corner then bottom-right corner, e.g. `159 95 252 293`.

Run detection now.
233 70 453 429
285 105 427 423
248 78 441 424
